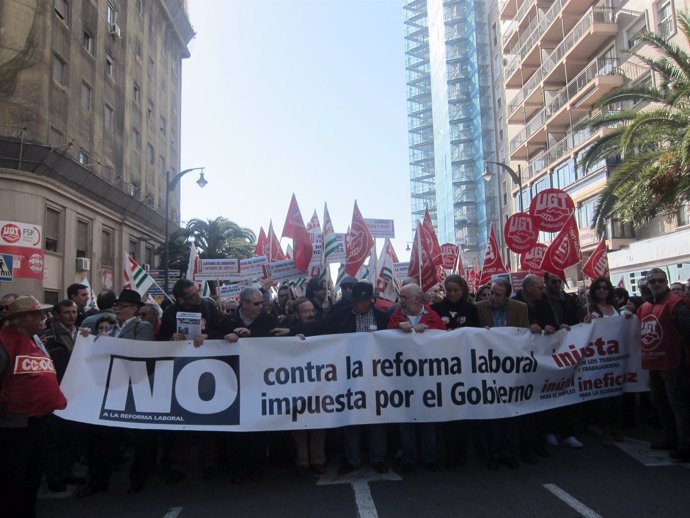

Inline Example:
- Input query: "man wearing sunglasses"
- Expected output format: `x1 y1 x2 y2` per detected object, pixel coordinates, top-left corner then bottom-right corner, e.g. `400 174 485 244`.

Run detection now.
638 268 690 462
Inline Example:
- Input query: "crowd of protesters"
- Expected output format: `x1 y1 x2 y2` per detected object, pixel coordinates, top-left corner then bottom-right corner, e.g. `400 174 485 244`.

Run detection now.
1 271 690 518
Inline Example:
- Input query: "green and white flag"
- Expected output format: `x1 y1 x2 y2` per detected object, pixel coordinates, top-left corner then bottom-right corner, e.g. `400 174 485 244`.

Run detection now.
124 253 154 295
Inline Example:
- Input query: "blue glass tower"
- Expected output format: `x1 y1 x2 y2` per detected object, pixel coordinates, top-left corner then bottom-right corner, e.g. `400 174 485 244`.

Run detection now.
404 0 498 259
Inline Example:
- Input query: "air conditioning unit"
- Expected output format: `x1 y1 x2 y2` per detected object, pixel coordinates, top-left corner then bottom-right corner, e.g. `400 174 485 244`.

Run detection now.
109 23 121 38
76 257 91 272
143 263 151 271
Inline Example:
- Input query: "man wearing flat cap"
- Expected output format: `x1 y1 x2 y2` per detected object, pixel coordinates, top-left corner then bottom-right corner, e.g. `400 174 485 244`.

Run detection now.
79 288 155 497
330 275 359 314
0 296 67 518
277 281 391 475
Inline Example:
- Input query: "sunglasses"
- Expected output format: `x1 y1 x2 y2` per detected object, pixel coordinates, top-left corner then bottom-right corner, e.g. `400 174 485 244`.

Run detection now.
647 278 667 285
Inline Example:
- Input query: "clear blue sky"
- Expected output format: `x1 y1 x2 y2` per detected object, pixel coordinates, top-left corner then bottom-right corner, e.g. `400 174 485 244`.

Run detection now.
180 0 413 260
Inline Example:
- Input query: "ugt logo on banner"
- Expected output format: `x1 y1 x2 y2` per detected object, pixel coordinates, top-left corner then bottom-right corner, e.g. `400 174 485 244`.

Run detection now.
101 355 240 426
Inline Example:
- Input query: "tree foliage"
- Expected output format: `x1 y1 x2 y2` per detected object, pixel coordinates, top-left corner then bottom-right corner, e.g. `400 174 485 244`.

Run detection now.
583 13 690 233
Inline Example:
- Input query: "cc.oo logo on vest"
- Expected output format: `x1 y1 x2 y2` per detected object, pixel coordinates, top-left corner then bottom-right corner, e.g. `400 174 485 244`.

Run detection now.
15 355 55 374
102 355 240 425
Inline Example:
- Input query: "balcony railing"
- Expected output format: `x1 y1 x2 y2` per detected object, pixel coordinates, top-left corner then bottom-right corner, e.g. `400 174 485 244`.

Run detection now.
510 57 621 151
507 7 615 116
505 0 566 79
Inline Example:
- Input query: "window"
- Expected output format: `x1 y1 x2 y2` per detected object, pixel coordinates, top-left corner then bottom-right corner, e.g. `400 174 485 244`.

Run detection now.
146 143 154 165
78 149 87 164
52 54 66 85
101 228 114 267
609 219 635 239
106 2 117 26
135 38 143 61
147 100 154 123
552 160 575 189
106 55 114 79
80 82 92 111
77 220 89 258
145 245 154 267
502 180 508 206
578 198 598 229
54 0 68 21
133 82 141 103
160 116 166 135
626 15 648 50
657 2 675 37
45 207 61 252
44 290 60 306
679 204 690 226
135 0 143 15
104 104 114 133
129 239 138 261
83 30 93 53
132 127 141 150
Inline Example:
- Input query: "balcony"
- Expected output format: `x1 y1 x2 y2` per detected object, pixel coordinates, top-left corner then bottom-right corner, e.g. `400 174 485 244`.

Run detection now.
506 7 616 112
500 0 519 20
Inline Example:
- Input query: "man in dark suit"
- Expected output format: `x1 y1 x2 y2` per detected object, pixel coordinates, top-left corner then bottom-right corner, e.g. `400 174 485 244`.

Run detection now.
476 279 529 470
78 289 154 497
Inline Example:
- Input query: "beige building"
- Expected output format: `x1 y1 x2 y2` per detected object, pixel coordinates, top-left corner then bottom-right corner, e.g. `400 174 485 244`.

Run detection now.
0 0 193 303
490 0 690 291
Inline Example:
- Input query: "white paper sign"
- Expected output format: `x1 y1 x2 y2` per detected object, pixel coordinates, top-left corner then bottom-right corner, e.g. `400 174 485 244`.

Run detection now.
365 219 395 239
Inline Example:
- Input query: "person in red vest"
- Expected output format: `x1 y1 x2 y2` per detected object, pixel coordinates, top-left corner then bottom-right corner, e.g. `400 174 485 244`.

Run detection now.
0 296 67 518
637 268 690 462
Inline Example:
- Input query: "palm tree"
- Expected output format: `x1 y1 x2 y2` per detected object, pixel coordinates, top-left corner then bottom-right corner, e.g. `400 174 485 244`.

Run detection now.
583 12 690 233
185 217 256 259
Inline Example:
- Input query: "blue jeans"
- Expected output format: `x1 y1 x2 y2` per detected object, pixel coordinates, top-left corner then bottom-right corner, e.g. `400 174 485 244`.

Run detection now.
342 425 387 466
400 422 436 465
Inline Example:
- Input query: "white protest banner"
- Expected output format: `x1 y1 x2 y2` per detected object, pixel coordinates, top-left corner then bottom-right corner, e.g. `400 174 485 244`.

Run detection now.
262 259 306 282
194 259 241 281
57 317 646 432
309 233 324 267
219 284 242 298
364 218 395 239
394 261 410 279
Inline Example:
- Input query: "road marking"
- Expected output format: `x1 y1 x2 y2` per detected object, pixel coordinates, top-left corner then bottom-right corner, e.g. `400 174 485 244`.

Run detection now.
162 507 183 518
316 464 402 486
352 480 379 518
543 484 603 518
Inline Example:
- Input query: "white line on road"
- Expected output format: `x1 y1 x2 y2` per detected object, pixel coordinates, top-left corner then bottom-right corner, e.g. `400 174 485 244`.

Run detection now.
543 484 603 518
352 479 379 518
162 507 183 518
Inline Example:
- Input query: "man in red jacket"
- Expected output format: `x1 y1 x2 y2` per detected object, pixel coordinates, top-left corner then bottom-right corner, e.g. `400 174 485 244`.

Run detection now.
0 296 67 518
388 283 445 472
638 268 690 462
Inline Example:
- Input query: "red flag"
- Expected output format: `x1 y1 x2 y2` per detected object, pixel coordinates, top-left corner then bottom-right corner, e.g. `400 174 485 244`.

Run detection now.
408 222 440 293
255 227 268 257
467 268 478 293
440 243 459 270
281 194 312 272
616 277 625 288
345 201 374 276
539 214 582 282
582 238 609 280
267 221 286 262
422 208 443 267
479 223 508 286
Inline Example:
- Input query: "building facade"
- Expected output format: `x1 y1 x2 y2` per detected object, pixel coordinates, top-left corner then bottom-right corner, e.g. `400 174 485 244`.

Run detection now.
0 0 193 303
404 0 500 264
491 0 690 291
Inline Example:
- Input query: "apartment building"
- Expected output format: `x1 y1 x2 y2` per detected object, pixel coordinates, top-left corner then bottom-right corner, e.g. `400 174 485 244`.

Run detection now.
0 0 194 302
491 0 690 290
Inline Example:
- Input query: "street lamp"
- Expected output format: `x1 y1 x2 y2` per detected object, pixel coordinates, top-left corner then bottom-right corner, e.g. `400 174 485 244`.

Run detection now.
483 161 523 213
164 167 207 294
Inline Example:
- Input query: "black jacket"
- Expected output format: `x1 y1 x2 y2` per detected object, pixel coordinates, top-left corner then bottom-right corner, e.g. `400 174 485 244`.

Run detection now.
292 306 389 336
431 299 480 329
159 297 229 340
224 310 279 338
513 291 558 328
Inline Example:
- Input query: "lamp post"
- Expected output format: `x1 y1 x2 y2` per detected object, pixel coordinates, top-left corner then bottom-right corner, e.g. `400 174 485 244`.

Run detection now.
164 167 207 294
483 161 523 213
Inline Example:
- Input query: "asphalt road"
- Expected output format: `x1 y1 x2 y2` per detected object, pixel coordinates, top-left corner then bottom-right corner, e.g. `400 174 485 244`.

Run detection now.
37 425 690 518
